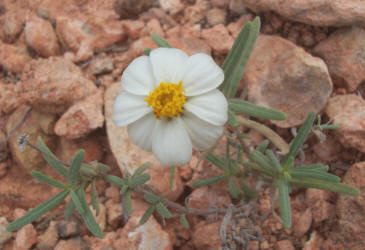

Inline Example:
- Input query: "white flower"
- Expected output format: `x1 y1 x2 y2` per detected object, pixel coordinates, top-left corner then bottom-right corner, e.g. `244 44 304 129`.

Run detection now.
113 48 228 166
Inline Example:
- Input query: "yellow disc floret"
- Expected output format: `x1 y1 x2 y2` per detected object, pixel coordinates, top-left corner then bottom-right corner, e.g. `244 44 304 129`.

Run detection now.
145 82 186 119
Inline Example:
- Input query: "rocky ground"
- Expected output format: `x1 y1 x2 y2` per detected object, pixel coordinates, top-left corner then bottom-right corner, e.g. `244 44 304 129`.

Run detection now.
0 0 365 249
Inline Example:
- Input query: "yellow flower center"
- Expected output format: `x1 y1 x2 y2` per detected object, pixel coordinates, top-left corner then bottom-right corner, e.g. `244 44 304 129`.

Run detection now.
145 82 186 119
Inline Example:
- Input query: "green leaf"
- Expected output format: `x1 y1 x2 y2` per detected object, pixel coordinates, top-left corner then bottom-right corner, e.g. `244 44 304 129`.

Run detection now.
180 214 189 228
37 137 68 177
229 99 286 121
91 180 100 216
70 189 85 215
31 170 66 188
249 150 275 175
228 109 239 127
123 190 132 216
64 200 75 220
68 150 85 186
299 164 329 172
139 206 155 225
7 190 69 232
290 169 341 183
289 178 360 196
133 162 151 177
77 188 104 238
144 193 160 204
130 174 150 188
239 178 257 198
151 34 172 48
265 150 283 173
169 166 176 190
192 174 228 187
257 139 270 153
144 48 152 56
221 17 261 98
278 179 291 229
284 112 316 164
320 124 340 130
156 202 172 218
206 153 227 172
120 185 129 195
95 162 111 172
228 176 241 199
104 175 126 187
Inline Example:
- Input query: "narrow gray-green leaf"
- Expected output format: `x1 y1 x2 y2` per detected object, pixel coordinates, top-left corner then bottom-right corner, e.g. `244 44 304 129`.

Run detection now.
77 188 104 238
156 202 172 218
229 99 286 121
180 214 189 228
104 175 126 187
7 190 69 232
239 178 258 198
151 34 172 48
278 179 291 229
228 176 241 199
130 174 150 188
289 178 360 196
249 150 275 175
70 189 85 215
192 174 228 187
120 185 129 195
299 164 329 172
285 111 316 163
133 162 151 177
144 48 152 55
320 124 340 130
228 109 239 127
64 200 75 220
139 206 155 225
68 150 85 186
31 170 66 188
144 193 160 204
123 190 132 216
265 150 283 173
206 153 227 172
257 139 270 153
222 17 260 98
290 170 340 183
91 180 100 216
37 136 68 177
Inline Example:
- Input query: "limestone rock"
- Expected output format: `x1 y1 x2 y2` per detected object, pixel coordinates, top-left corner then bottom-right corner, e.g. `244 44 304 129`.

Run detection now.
114 0 153 19
0 42 31 74
192 221 221 250
313 27 365 91
0 217 12 247
206 8 227 26
244 34 332 128
57 220 80 238
18 57 98 114
0 81 18 115
241 0 365 27
24 15 60 57
202 24 234 55
37 221 59 250
54 236 87 250
303 231 323 250
14 224 37 250
1 9 25 43
326 94 365 152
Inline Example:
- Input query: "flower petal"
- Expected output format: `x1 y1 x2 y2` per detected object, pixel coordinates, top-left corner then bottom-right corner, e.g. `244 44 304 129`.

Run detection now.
182 112 223 151
184 89 228 126
152 118 192 166
150 48 188 84
181 53 224 96
113 91 152 127
128 112 156 151
121 56 156 95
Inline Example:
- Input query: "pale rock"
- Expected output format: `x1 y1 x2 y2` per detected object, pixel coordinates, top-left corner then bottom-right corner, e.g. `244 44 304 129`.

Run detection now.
0 82 18 114
54 236 87 250
24 15 60 57
54 89 104 139
91 203 106 231
227 14 253 39
303 231 323 250
37 0 78 22
293 208 312 237
184 0 209 24
159 0 184 15
142 19 164 37
211 0 230 8
141 8 178 28
326 94 365 152
260 240 270 249
14 224 37 250
0 42 31 73
87 57 114 75
229 0 248 15
18 57 98 114
121 20 145 40
0 217 12 247
168 36 211 56
57 220 80 238
275 240 295 250
206 8 226 26
244 34 332 128
304 188 332 207
37 221 58 250
192 221 221 250
201 24 234 54
187 186 231 210
241 0 365 27
311 200 335 223
312 136 343 162
105 186 121 203
1 9 25 43
313 27 365 91
105 83 185 201
105 199 123 228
